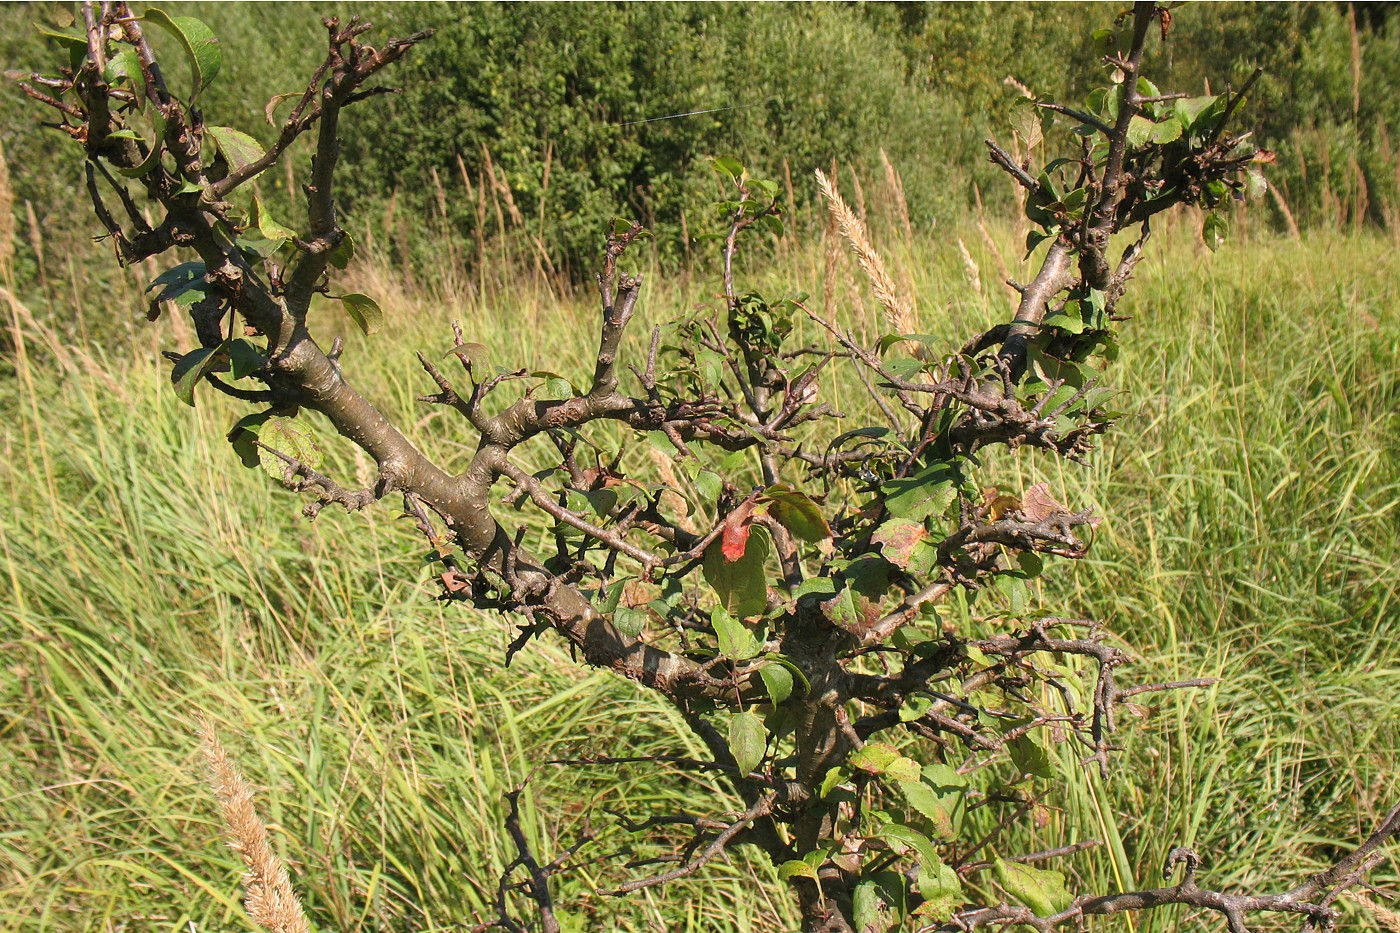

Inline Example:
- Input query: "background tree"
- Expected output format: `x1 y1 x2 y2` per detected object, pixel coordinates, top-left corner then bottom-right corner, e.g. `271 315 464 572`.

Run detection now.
16 3 1398 932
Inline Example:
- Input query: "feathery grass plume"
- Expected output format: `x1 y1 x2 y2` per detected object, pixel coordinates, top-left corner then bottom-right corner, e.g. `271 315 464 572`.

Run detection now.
1349 893 1400 933
814 168 918 343
957 238 983 296
198 716 312 933
879 148 914 244
1003 75 1035 100
0 141 13 285
24 200 45 296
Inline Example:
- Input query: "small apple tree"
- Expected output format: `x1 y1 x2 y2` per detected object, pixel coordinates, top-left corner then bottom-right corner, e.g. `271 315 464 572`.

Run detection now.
19 3 1397 931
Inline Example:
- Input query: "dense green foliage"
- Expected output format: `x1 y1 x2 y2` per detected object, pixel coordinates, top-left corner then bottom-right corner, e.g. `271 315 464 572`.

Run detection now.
3 2 1399 301
2 227 1396 930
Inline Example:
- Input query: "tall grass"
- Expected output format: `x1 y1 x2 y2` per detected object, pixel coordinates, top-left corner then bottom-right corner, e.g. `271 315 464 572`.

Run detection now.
0 219 1397 931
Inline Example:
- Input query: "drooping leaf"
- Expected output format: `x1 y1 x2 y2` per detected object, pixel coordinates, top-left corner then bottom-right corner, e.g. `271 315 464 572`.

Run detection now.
994 858 1073 917
1202 211 1228 252
326 231 355 270
226 338 265 380
142 9 221 98
170 345 222 406
147 261 207 305
250 194 297 244
728 710 766 775
227 411 272 468
712 606 761 660
206 125 265 172
118 111 168 178
721 516 753 562
761 483 831 542
444 342 490 370
1008 729 1054 779
264 90 302 126
531 371 576 400
994 573 1031 616
777 859 819 883
703 524 770 618
258 416 322 482
103 49 146 103
912 859 963 922
712 156 745 184
759 661 793 705
340 293 383 336
852 880 893 933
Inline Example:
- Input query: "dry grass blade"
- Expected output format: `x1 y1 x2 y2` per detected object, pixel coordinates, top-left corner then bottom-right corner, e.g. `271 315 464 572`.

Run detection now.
814 167 919 350
0 141 13 284
197 716 311 933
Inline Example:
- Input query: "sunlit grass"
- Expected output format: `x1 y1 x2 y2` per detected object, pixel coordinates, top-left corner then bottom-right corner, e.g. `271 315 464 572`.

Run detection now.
1 221 1396 931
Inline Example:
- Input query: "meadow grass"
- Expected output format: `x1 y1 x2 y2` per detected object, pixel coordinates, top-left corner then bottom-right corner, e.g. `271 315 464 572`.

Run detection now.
0 220 1397 931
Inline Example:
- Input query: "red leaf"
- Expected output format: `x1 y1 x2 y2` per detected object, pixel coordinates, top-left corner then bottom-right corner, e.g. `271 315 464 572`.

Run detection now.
722 519 752 562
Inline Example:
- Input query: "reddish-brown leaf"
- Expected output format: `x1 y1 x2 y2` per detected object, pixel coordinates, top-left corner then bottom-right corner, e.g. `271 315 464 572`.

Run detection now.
722 519 752 562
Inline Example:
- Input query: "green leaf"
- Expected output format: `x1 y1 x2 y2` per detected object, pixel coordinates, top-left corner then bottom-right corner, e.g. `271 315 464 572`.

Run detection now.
170 346 221 406
899 775 964 841
758 661 793 705
531 371 576 400
227 338 264 380
1152 118 1183 145
147 261 207 304
819 766 849 798
778 859 819 883
327 231 355 270
258 416 322 482
1126 115 1156 148
250 194 296 244
444 342 490 370
1008 729 1054 780
849 743 921 782
853 880 892 933
227 411 272 468
340 293 383 336
994 573 1030 616
1042 308 1087 335
728 710 766 775
912 859 963 923
1173 94 1221 133
711 156 745 184
142 9 221 98
760 484 830 542
882 462 958 522
994 858 1073 917
702 524 771 618
613 606 648 638
878 822 941 875
712 606 761 660
820 585 864 634
791 576 837 600
117 110 168 178
1202 212 1228 252
206 125 265 172
691 469 722 506
646 430 678 459
103 49 147 102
